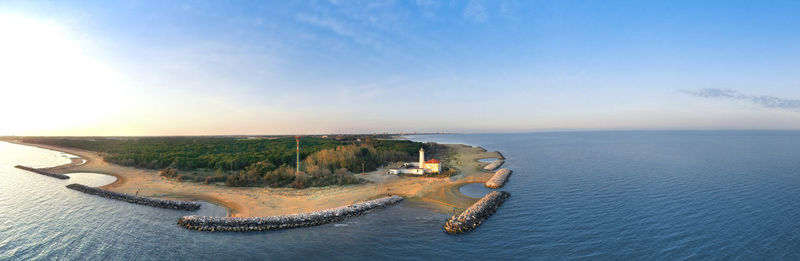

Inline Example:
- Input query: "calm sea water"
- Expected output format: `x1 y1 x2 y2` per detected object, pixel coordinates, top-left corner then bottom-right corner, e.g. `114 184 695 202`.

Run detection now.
2 131 800 260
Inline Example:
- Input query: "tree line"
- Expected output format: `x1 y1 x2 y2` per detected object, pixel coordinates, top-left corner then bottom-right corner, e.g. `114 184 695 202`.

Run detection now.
23 136 443 188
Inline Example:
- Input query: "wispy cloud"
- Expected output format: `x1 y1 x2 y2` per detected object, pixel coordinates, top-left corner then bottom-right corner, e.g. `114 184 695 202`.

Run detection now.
295 12 383 50
685 88 800 111
295 13 355 39
415 0 441 19
463 0 489 23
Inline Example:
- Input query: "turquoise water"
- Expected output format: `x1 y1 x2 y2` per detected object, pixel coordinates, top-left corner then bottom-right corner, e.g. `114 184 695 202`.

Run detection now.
2 131 800 260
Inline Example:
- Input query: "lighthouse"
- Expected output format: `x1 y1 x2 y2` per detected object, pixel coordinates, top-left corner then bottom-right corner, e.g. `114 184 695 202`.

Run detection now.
388 147 441 175
419 148 425 167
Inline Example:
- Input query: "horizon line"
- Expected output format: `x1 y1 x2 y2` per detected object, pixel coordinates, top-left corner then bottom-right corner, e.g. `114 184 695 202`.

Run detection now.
3 129 800 138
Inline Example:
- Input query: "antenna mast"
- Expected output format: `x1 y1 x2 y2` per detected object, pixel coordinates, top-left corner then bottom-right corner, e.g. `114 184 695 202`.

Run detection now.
295 135 300 175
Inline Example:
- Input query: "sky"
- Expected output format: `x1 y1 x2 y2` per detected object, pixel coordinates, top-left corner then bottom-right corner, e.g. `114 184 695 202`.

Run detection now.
1 0 799 136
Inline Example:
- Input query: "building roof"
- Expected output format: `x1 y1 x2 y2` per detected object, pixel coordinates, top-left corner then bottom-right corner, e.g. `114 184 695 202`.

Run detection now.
425 159 441 164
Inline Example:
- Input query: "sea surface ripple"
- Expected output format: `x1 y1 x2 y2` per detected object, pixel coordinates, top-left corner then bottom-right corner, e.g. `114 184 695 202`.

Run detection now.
2 131 800 260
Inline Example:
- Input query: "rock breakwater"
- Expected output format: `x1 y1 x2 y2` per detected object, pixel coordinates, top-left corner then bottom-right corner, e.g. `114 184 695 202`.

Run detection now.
66 183 201 211
444 191 509 234
485 168 512 188
177 195 404 232
14 165 70 179
482 160 504 171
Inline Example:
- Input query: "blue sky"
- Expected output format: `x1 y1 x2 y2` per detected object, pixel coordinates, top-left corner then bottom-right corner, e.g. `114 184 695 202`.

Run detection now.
1 0 799 135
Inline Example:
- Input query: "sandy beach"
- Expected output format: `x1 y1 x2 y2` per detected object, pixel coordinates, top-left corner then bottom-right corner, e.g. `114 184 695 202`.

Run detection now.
9 140 502 217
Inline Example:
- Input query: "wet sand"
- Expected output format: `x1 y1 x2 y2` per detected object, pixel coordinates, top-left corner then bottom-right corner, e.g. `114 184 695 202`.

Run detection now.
10 140 501 217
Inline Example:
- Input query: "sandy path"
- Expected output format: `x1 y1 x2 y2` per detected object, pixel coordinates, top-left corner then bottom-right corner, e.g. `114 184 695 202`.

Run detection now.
11 141 502 217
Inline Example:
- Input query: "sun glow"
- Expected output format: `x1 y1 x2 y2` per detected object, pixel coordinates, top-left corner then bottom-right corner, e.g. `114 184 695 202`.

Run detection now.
0 14 124 135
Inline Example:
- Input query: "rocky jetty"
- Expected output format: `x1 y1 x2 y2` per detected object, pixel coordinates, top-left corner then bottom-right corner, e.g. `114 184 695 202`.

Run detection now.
485 168 512 188
482 159 504 171
14 165 70 179
178 195 403 232
444 191 509 234
66 183 200 211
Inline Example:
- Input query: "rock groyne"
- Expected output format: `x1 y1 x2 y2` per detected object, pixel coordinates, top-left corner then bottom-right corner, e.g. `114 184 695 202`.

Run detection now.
66 183 201 211
444 190 509 234
485 168 512 188
14 165 70 179
482 159 505 171
177 195 404 232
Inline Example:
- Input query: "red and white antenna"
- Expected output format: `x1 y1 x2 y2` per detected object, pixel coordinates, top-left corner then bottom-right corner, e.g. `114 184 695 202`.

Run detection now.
295 135 300 175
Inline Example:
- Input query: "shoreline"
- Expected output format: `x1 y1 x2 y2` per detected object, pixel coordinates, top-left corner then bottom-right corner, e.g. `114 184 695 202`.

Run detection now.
5 140 502 217
4 140 239 215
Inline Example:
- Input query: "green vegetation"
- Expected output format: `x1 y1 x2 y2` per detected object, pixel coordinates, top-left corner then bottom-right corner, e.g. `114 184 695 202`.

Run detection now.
22 136 443 188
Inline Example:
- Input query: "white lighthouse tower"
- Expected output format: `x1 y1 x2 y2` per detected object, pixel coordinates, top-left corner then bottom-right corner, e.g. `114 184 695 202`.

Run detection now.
419 148 425 167
388 147 440 175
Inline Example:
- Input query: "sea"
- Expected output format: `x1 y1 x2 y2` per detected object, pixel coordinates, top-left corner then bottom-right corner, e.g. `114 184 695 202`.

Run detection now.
2 131 799 260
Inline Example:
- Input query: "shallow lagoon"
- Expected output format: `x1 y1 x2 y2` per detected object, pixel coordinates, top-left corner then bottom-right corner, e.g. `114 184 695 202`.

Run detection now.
458 183 493 198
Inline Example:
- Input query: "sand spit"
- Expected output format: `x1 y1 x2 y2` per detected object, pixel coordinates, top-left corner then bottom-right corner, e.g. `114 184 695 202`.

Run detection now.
11 141 502 217
14 165 70 179
485 168 512 189
66 183 201 211
177 196 403 232
443 191 509 234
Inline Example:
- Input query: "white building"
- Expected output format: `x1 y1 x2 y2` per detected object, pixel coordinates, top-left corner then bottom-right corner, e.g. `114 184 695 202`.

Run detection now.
388 148 441 175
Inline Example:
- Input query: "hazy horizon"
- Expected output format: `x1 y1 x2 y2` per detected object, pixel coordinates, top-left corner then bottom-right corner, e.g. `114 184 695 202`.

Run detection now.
5 129 800 138
2 1 799 136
